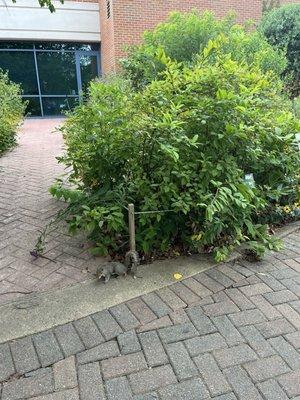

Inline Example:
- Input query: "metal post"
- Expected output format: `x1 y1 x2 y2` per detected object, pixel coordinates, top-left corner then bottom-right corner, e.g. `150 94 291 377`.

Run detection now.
128 204 136 252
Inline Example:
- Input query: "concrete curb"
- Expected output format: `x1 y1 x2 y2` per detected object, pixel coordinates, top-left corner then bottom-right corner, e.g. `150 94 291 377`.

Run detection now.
0 221 298 343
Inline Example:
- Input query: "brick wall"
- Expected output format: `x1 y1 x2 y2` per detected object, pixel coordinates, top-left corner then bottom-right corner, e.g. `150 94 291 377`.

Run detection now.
100 0 262 74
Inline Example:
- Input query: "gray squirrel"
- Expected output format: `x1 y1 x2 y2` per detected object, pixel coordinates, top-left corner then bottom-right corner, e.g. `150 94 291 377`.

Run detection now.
96 250 140 283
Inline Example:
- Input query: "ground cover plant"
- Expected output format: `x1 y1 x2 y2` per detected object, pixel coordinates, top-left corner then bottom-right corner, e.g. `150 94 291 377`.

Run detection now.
0 71 25 155
259 4 300 98
49 13 300 262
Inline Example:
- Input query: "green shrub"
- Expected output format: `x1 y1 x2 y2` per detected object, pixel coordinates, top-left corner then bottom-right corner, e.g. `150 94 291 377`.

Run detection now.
0 71 26 155
121 11 286 89
50 37 300 261
259 4 300 97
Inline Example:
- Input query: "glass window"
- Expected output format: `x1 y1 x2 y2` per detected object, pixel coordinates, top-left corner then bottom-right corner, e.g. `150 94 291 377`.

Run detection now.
80 55 99 93
0 51 38 95
0 42 33 50
23 97 42 117
37 51 78 95
35 42 99 51
42 96 79 116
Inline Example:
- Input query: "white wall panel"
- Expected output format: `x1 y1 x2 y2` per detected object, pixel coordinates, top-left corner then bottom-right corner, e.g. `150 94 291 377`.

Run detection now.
0 0 100 42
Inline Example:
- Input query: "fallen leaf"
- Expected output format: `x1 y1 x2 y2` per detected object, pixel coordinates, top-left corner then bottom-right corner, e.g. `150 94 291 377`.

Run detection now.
174 273 183 280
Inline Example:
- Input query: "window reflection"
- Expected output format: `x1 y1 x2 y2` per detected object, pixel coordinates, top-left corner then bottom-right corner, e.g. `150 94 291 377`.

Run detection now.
0 42 100 116
80 55 99 93
42 97 79 116
0 51 38 95
37 52 78 95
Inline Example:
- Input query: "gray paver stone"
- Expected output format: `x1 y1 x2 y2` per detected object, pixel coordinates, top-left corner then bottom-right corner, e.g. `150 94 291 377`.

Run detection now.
110 304 140 331
159 378 209 400
78 362 106 400
194 353 231 397
142 292 172 317
92 310 123 340
170 282 200 305
187 305 217 335
239 325 276 358
213 344 258 369
228 309 266 326
212 315 245 346
203 300 239 317
285 331 300 349
117 330 141 355
239 283 272 297
250 295 282 320
257 379 289 400
0 343 15 382
101 352 147 379
276 303 300 329
133 394 159 400
183 277 212 298
256 318 295 338
223 366 263 400
137 316 173 333
156 287 186 311
205 269 234 287
73 316 105 349
1 369 53 400
10 337 40 374
30 388 80 400
194 272 224 293
225 288 255 310
54 323 85 357
139 331 168 367
268 336 300 369
243 355 290 382
166 342 198 381
33 330 63 367
53 356 77 390
185 333 227 356
106 376 133 400
129 365 177 395
158 322 198 344
127 298 157 324
263 289 298 305
77 340 120 364
277 371 300 397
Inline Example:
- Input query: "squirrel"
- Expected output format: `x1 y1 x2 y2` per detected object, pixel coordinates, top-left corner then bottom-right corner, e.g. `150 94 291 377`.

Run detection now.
96 250 140 283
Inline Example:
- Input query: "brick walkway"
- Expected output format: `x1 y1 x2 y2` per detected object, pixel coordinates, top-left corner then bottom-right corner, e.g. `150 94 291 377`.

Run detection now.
0 119 98 305
0 230 299 400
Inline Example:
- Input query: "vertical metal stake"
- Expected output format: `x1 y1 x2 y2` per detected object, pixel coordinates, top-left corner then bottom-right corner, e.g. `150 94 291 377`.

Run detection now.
128 203 136 252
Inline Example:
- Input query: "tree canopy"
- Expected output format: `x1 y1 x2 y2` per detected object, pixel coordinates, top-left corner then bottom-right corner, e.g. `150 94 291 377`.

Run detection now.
12 0 63 12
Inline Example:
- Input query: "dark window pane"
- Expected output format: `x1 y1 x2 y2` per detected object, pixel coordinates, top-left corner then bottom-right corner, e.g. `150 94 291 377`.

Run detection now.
35 42 99 51
0 51 38 95
80 55 99 93
37 52 78 95
23 97 42 116
0 42 33 49
42 96 79 116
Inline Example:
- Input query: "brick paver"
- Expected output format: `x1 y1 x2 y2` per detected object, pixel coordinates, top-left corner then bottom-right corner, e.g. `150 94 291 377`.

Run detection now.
0 212 299 399
0 119 101 305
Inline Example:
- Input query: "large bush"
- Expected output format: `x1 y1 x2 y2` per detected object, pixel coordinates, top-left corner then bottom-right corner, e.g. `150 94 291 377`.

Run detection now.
51 37 300 262
259 4 300 97
121 11 286 89
0 71 25 155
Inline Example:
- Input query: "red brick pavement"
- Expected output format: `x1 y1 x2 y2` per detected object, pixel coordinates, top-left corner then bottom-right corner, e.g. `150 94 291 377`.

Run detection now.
0 119 98 305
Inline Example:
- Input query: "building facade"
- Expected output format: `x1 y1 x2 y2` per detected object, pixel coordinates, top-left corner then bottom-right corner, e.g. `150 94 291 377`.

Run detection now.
0 0 298 116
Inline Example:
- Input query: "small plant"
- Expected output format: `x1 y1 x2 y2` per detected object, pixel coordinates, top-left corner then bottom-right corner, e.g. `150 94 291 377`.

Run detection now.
0 70 26 155
49 36 300 262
